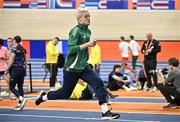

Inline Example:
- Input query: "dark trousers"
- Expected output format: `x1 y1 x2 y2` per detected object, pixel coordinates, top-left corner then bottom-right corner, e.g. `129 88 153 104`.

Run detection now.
108 80 124 91
139 78 147 90
9 67 26 98
157 84 180 105
46 64 58 87
47 66 107 105
94 64 100 76
132 55 138 70
144 59 157 88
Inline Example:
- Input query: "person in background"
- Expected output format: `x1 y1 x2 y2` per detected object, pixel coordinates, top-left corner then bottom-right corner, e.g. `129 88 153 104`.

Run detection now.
88 43 101 76
108 64 132 91
119 63 138 90
0 39 9 100
7 37 16 100
129 35 141 70
7 37 14 54
141 32 161 92
55 79 88 100
35 8 120 120
157 57 180 108
46 37 60 91
118 36 129 64
7 36 27 110
134 64 147 90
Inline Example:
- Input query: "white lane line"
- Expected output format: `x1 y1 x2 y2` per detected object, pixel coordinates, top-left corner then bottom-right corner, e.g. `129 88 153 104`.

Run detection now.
0 114 160 122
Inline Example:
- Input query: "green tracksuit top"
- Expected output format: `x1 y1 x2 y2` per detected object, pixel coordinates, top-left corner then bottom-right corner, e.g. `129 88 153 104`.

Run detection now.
64 24 91 72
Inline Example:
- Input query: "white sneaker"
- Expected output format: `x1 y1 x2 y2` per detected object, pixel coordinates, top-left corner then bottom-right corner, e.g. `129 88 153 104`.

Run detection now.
123 86 132 92
14 98 27 111
150 87 157 92
129 86 138 91
1 91 8 96
14 104 21 110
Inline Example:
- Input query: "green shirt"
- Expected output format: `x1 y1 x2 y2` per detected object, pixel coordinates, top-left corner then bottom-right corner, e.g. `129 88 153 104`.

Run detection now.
64 24 91 72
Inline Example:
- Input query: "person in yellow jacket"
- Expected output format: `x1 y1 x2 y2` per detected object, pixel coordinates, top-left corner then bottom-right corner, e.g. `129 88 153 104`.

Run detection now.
55 79 87 99
46 37 60 91
88 43 101 76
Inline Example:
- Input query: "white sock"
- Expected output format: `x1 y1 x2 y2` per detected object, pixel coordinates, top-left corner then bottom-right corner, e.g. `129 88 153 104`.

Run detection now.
122 85 131 91
42 95 48 101
101 103 109 114
19 96 23 101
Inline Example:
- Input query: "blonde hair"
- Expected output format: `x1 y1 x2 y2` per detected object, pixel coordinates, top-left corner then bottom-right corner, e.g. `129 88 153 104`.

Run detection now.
76 7 89 20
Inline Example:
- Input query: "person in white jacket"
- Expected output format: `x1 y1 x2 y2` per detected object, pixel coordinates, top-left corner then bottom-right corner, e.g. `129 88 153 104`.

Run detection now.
129 35 141 70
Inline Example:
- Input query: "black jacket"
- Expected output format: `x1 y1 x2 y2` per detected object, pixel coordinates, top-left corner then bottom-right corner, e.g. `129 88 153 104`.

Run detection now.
141 39 161 60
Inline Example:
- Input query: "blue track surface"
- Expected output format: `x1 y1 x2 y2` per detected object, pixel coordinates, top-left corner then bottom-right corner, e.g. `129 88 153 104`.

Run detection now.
111 97 166 103
0 108 180 122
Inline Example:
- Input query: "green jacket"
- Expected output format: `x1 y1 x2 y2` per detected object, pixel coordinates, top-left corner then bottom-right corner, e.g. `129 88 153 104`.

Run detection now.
64 24 91 72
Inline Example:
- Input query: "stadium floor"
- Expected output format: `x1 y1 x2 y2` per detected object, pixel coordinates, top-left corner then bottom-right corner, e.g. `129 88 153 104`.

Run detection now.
0 108 180 122
0 81 180 122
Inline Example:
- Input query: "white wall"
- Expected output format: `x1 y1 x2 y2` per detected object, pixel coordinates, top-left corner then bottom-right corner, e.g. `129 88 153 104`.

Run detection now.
0 9 180 40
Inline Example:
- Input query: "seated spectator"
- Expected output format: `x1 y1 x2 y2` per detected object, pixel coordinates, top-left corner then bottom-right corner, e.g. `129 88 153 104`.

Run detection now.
108 64 133 91
134 65 147 90
55 79 88 99
81 83 118 100
56 79 117 100
120 63 138 90
157 57 180 109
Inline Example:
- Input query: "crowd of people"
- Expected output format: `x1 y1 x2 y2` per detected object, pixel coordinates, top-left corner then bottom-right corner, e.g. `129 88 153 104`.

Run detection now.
117 32 162 92
0 7 180 120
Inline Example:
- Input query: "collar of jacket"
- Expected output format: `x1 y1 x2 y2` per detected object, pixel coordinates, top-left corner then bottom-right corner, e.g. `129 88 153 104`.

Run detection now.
78 24 88 30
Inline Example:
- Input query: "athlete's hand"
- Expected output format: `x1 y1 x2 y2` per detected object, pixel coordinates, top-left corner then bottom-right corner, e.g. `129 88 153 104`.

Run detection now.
88 39 96 47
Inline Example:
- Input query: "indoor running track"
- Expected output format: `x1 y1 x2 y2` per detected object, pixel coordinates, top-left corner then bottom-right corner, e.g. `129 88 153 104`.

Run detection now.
0 108 180 122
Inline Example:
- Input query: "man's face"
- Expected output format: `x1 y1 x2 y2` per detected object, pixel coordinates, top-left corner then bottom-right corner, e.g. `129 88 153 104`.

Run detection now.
79 11 90 26
7 39 13 47
146 33 152 40
168 64 173 70
54 39 59 45
115 67 121 72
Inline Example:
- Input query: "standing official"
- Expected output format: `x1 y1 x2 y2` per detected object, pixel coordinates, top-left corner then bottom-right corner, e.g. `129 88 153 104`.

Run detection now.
141 32 161 91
